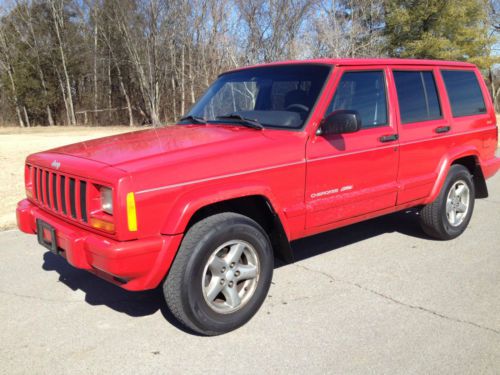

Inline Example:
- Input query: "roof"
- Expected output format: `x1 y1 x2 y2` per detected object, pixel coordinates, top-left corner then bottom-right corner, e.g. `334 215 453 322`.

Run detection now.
225 58 476 74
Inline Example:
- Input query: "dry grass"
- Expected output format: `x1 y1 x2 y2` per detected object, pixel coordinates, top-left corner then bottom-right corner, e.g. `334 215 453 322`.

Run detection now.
0 126 139 230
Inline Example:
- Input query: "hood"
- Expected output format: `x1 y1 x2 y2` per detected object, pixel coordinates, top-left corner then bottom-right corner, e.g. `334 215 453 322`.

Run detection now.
49 124 270 167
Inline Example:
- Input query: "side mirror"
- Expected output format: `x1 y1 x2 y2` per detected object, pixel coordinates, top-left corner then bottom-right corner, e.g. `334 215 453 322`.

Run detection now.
319 110 362 135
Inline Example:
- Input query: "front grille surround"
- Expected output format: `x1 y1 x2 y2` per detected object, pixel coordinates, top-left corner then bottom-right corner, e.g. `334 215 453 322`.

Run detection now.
30 165 90 224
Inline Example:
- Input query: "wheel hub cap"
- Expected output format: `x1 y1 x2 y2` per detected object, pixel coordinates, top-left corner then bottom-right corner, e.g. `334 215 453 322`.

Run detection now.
446 180 470 227
202 240 260 314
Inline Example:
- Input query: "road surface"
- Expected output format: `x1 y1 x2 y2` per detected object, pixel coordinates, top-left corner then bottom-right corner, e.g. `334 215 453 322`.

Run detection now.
1 174 499 374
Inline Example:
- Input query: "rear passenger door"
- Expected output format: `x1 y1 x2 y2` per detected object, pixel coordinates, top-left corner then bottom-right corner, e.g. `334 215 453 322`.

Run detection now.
389 67 450 204
305 67 400 228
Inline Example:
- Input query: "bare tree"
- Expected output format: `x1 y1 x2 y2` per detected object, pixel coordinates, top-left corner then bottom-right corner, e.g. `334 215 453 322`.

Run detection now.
1 0 493 127
11 0 55 125
98 13 135 126
0 21 25 127
309 0 385 58
48 0 76 125
486 0 500 111
490 0 500 31
236 0 315 63
92 0 98 123
109 0 171 126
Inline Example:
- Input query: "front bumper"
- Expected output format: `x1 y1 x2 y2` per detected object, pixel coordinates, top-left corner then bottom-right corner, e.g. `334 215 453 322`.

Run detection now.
17 199 183 291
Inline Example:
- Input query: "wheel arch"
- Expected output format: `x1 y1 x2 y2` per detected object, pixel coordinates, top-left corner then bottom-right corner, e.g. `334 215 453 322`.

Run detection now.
451 156 488 199
188 195 293 263
161 184 294 263
425 148 487 204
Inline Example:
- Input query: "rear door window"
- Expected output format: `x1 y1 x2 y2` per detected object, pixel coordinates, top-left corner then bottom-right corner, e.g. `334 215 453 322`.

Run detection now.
393 71 442 124
326 71 388 129
441 70 487 117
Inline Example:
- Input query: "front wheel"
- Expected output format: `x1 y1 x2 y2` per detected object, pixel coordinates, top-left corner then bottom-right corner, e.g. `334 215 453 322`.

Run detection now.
163 212 273 335
419 165 475 240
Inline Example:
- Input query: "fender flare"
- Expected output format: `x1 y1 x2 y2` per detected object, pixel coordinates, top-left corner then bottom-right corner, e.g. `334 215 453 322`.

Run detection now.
424 146 480 205
160 180 291 239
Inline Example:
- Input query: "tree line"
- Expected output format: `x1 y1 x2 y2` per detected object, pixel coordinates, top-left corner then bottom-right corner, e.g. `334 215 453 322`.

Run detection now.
0 0 497 127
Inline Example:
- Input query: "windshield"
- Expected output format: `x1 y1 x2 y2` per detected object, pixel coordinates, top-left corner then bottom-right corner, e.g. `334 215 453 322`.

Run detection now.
182 64 332 129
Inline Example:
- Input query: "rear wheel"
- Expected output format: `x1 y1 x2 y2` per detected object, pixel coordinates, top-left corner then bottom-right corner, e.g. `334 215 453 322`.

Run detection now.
420 165 475 240
163 212 273 336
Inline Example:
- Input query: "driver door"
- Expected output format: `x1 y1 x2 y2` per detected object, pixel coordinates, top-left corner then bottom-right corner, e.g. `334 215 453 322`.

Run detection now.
305 67 400 229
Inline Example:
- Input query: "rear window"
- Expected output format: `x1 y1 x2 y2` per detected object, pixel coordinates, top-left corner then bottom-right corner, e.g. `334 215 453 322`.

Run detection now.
441 70 486 117
393 71 441 124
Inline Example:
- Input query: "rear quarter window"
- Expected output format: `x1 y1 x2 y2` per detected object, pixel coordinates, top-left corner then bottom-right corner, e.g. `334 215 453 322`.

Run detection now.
393 71 442 124
441 70 487 117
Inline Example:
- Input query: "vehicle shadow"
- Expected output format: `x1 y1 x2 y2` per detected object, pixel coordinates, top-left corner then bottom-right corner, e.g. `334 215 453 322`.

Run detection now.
41 252 197 334
41 208 427 332
278 208 429 267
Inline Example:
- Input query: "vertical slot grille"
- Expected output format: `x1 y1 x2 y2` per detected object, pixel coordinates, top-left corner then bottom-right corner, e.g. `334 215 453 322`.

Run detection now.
45 171 51 207
33 168 38 200
29 164 91 226
60 176 67 215
39 169 44 204
52 173 58 211
69 178 76 219
80 181 87 222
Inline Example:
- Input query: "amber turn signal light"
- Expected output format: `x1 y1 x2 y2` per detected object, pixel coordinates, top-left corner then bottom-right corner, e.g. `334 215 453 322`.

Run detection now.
126 192 137 232
90 217 115 232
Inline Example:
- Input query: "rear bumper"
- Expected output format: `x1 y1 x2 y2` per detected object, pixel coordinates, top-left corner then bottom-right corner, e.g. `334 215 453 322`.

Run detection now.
16 199 183 291
482 156 500 179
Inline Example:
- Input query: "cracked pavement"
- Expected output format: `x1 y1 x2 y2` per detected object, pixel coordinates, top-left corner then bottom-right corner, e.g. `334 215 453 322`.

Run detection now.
1 174 499 374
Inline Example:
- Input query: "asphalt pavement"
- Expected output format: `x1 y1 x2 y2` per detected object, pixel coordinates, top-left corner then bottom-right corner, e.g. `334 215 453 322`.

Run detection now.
1 174 499 374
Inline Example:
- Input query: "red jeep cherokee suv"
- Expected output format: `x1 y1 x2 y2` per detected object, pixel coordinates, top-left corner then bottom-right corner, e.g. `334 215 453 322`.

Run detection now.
17 59 500 335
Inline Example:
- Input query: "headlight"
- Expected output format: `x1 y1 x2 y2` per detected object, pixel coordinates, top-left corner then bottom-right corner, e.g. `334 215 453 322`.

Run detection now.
100 187 113 215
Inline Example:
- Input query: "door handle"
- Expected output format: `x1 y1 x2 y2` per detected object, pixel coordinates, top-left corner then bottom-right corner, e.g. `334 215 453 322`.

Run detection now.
379 134 399 143
435 126 451 133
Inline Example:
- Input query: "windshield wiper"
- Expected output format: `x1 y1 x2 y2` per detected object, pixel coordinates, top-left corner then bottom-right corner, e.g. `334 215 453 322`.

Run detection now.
216 114 264 130
179 115 207 124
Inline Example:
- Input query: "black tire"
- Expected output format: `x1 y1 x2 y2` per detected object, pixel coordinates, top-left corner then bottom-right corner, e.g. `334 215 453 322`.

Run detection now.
163 212 273 336
419 165 475 240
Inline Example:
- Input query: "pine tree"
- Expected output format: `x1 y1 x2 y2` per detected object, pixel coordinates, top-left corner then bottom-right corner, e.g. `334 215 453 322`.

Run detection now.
384 0 495 68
